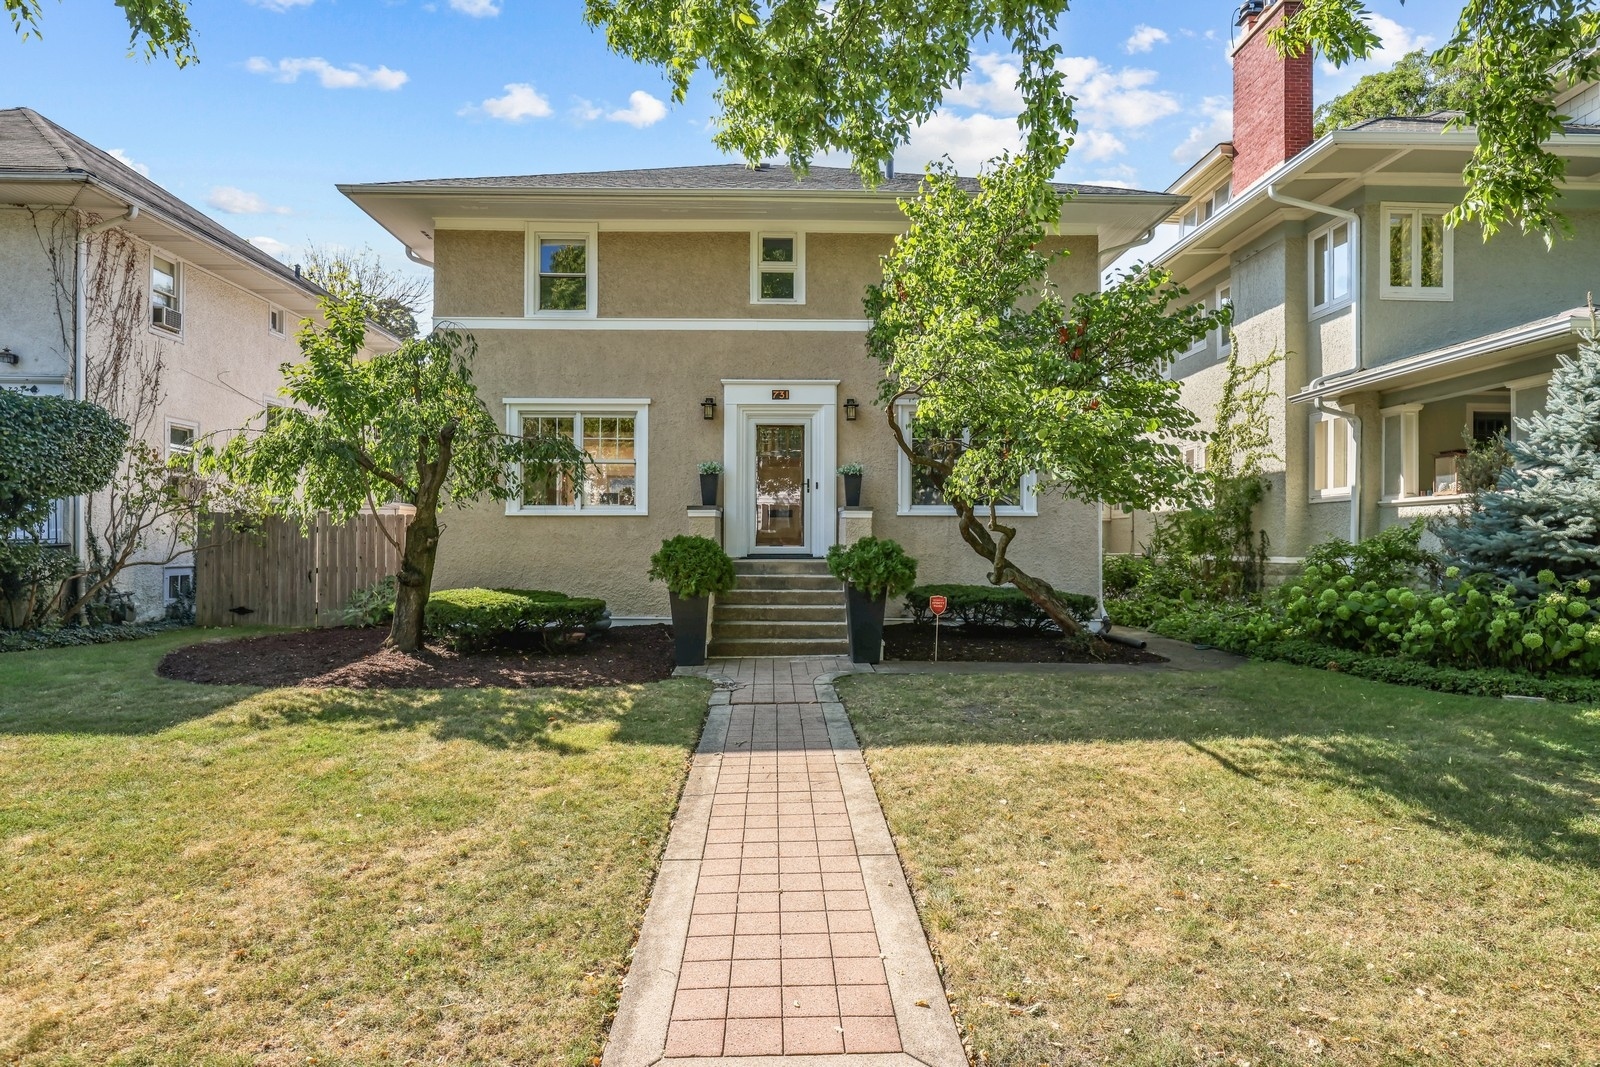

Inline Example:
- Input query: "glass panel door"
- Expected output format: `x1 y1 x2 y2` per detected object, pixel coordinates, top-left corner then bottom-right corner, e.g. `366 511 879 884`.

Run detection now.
754 423 807 549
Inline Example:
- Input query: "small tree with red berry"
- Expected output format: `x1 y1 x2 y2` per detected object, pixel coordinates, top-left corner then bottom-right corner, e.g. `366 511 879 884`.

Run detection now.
864 155 1226 636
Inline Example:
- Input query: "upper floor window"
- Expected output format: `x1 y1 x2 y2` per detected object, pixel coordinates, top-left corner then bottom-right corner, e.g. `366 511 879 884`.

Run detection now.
268 307 285 335
895 401 1035 516
1181 297 1209 357
1310 220 1352 315
527 226 598 317
1215 284 1233 352
151 254 182 332
1383 204 1452 300
1179 180 1232 236
166 420 197 458
751 233 805 304
508 400 649 515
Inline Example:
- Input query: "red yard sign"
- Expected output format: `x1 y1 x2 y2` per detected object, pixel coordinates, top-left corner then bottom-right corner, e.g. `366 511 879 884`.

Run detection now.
929 594 948 616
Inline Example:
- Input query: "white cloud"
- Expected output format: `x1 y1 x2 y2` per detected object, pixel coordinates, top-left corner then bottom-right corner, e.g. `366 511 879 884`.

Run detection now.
208 186 292 215
570 98 604 122
1074 129 1127 161
245 56 408 90
463 83 553 122
607 90 668 128
901 110 1024 173
1319 15 1433 95
107 148 149 177
1125 25 1169 54
248 236 293 259
1172 95 1234 162
449 0 500 16
247 0 315 10
948 52 1180 132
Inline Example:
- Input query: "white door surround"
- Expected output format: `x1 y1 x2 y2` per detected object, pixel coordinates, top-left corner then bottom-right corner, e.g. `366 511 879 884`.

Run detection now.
722 379 838 558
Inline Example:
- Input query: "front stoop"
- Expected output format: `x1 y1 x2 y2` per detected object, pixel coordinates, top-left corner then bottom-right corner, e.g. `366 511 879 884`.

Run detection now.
709 559 848 658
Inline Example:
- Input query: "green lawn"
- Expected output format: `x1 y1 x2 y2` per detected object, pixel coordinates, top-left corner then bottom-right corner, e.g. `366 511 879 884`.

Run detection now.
0 629 709 1066
838 664 1600 1067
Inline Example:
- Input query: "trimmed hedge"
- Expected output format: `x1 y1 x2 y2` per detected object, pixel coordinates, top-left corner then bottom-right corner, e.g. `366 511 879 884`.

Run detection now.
904 583 1098 630
423 588 607 653
0 621 179 654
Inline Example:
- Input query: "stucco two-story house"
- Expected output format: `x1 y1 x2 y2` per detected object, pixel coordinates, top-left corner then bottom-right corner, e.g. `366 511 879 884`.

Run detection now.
342 165 1178 652
1105 0 1600 563
0 108 394 621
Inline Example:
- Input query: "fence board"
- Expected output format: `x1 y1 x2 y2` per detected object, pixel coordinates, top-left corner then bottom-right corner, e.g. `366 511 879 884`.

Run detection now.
194 511 409 629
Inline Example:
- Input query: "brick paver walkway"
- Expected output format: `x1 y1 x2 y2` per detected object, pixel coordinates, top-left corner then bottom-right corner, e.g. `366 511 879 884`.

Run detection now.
603 657 965 1066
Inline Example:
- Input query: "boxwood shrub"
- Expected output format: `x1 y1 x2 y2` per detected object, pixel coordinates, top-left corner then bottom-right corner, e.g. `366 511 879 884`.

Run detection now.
904 583 1098 630
424 587 607 653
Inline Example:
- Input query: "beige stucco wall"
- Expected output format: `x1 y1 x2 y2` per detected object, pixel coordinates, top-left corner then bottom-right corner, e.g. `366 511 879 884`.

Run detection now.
82 232 308 619
434 230 524 317
0 207 74 382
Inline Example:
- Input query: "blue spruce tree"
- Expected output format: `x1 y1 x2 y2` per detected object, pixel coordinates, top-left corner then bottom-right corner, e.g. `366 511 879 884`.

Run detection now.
1436 338 1600 581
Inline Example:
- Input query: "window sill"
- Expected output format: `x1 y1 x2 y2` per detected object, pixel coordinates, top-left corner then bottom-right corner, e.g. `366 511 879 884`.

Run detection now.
1380 493 1466 506
897 506 1037 518
1308 490 1352 502
1308 298 1352 321
1378 288 1453 302
505 506 648 517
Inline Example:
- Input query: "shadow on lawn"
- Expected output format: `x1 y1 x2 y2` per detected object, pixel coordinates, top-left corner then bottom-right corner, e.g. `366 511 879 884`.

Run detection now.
843 666 1600 869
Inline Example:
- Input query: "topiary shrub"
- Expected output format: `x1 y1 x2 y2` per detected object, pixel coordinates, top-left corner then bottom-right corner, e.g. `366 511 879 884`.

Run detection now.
904 583 1096 630
827 537 918 600
344 576 398 627
648 535 736 598
424 587 607 653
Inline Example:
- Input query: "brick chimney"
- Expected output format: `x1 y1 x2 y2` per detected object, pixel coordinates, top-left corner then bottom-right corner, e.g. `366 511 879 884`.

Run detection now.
1230 0 1313 191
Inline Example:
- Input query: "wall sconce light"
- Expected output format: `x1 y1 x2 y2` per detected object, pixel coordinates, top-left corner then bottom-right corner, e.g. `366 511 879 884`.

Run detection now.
844 397 859 421
701 396 717 421
0 347 18 366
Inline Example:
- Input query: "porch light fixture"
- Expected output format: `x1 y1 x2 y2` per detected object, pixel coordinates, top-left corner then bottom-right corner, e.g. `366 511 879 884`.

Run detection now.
844 397 859 421
701 396 717 420
0 347 17 366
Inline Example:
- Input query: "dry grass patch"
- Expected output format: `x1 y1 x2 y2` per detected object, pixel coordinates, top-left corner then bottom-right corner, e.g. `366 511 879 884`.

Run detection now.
838 664 1600 1067
0 629 709 1066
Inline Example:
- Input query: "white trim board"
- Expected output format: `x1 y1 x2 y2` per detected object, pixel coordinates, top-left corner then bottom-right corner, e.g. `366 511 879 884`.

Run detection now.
438 317 870 332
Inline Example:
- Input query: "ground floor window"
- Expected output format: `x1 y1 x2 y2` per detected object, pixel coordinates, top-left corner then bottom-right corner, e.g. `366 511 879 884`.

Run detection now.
895 401 1035 515
1310 413 1354 497
164 566 194 604
506 400 649 515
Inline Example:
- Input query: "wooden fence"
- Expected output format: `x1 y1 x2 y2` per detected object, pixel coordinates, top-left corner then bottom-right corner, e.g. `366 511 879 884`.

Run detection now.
195 512 410 628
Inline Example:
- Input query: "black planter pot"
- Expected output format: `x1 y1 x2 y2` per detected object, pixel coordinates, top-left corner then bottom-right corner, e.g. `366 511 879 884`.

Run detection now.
844 584 887 664
842 473 862 508
668 592 711 666
699 473 719 506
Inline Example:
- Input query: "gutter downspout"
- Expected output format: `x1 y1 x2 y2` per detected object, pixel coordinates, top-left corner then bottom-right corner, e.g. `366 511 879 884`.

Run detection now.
1265 184 1364 543
72 205 138 578
1098 227 1158 271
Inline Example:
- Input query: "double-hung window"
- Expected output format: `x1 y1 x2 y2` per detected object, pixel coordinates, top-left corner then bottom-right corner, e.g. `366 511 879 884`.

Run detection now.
895 401 1035 515
268 307 286 335
166 420 197 458
751 233 804 303
1310 221 1352 314
528 226 597 316
1310 412 1355 497
164 566 195 605
151 254 182 332
508 400 649 515
1383 204 1452 299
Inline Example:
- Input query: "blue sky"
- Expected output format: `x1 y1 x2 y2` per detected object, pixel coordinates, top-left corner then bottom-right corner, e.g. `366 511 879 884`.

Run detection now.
5 0 1461 304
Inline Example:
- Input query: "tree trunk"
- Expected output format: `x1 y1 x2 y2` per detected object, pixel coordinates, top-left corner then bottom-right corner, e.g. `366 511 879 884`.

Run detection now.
952 502 1084 637
388 504 439 652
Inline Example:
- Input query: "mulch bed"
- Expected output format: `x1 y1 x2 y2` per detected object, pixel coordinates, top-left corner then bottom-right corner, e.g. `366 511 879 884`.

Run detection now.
883 623 1167 665
157 625 677 690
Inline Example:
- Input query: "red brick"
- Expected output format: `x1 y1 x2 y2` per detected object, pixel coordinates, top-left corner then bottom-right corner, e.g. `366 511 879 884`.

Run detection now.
1232 0 1313 189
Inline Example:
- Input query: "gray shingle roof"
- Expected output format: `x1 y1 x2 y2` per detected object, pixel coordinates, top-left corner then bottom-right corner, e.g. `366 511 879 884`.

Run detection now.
0 107 323 300
1342 110 1600 135
351 163 1163 197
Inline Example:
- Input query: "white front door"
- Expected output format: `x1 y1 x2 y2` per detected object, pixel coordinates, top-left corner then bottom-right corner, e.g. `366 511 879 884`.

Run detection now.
721 380 838 558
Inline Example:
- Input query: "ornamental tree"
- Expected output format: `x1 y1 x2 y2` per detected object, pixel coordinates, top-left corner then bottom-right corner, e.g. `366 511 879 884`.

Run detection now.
1435 338 1600 583
865 157 1226 636
212 294 586 652
0 390 127 536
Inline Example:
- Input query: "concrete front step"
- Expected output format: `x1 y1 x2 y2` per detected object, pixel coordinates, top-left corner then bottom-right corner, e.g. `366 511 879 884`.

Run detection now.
713 619 848 641
707 636 851 657
717 588 844 607
732 558 833 575
728 573 842 591
715 602 846 623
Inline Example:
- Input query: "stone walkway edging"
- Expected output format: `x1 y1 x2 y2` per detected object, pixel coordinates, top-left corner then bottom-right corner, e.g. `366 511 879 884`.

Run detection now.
603 661 966 1067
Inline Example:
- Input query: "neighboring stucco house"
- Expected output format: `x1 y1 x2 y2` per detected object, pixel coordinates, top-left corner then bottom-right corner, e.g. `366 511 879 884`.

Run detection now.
1106 0 1600 563
342 165 1178 650
0 108 393 621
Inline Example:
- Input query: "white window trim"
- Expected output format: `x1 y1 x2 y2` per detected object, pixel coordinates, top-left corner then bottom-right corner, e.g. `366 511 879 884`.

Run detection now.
165 417 199 459
504 398 649 516
525 224 599 319
163 565 195 605
750 231 806 305
1309 412 1355 500
1180 296 1209 357
1465 403 1512 442
1215 283 1232 353
894 400 1037 517
268 306 286 336
1380 202 1454 302
1308 219 1353 319
1380 403 1423 501
150 248 184 339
